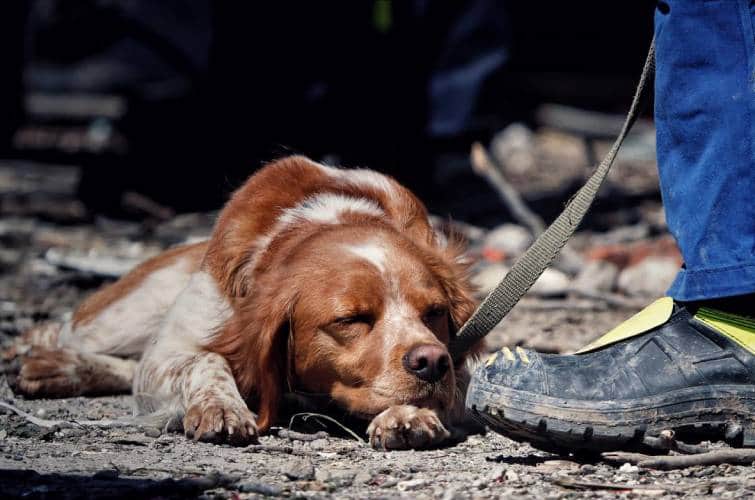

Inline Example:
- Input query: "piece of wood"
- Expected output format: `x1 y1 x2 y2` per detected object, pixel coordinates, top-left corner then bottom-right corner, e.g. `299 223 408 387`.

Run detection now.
471 142 546 236
0 400 136 429
470 142 584 275
602 448 755 470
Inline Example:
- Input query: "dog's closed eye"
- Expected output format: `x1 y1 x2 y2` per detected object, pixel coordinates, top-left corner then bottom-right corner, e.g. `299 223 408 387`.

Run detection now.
422 305 448 326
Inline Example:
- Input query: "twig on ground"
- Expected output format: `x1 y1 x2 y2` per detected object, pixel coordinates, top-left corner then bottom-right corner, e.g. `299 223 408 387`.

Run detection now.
552 477 668 493
243 444 317 456
289 412 365 444
0 400 136 429
470 142 583 274
602 448 755 470
121 191 175 221
277 428 330 441
471 142 545 236
567 288 648 309
515 298 608 311
642 429 712 455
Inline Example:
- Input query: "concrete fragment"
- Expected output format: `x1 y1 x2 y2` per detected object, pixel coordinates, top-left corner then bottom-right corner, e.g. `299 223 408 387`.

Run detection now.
284 459 315 481
530 268 571 297
617 257 679 297
572 260 619 293
483 224 533 257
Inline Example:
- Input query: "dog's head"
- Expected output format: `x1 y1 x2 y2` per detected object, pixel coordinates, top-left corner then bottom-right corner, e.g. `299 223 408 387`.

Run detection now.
206 157 476 430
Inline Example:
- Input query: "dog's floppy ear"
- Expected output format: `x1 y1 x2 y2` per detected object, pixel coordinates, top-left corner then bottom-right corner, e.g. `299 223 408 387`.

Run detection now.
202 156 332 297
207 285 293 431
426 236 480 358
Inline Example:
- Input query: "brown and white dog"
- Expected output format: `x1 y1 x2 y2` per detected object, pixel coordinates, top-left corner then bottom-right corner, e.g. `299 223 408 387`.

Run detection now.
12 156 480 449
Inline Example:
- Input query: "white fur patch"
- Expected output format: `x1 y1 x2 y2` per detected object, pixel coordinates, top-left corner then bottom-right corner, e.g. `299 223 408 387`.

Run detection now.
348 169 396 196
155 271 233 351
63 256 196 357
315 163 397 198
277 193 384 227
133 272 234 413
246 193 385 276
343 242 387 274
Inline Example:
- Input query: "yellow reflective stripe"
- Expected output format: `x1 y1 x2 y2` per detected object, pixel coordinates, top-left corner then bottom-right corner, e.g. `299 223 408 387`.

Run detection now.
695 308 755 354
515 347 530 364
485 353 497 366
576 297 674 354
502 346 515 361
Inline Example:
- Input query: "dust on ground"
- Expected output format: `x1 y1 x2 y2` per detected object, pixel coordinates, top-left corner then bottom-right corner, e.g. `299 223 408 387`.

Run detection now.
2 151 753 499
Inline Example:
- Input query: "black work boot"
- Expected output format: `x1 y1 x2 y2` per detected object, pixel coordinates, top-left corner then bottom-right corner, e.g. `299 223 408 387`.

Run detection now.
466 297 755 453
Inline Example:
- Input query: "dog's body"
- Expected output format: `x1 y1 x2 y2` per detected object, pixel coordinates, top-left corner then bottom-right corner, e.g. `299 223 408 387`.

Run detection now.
14 156 479 449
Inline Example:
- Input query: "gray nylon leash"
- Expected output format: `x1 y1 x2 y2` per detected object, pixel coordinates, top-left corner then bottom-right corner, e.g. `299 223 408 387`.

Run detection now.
450 38 656 361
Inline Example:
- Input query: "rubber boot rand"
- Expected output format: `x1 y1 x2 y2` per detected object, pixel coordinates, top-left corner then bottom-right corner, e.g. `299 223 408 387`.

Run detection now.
466 297 755 453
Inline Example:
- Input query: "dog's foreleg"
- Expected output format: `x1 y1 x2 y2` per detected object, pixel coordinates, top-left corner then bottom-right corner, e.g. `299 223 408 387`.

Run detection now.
133 271 257 445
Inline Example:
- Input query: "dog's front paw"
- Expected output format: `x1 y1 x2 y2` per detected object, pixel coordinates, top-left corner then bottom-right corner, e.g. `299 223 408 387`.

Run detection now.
367 405 450 450
183 397 258 446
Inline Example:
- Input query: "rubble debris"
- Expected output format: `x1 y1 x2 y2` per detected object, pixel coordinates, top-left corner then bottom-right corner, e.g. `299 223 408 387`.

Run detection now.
617 256 679 297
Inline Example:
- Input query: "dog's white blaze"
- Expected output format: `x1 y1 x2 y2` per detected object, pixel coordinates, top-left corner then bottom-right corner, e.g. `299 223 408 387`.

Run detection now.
278 193 384 227
344 241 387 274
245 193 385 276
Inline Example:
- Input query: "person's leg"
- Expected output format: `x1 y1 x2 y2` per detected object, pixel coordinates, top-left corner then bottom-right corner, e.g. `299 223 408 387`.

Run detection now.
656 0 755 302
466 0 755 453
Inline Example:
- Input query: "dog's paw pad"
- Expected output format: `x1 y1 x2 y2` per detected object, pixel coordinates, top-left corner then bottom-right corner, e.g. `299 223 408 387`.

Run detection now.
367 405 450 450
183 398 258 446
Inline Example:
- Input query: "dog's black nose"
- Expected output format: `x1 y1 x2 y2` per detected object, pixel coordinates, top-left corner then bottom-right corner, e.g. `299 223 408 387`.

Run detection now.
402 344 450 382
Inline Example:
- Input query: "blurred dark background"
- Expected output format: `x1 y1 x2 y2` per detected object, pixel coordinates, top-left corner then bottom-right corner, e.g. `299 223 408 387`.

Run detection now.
0 1 656 226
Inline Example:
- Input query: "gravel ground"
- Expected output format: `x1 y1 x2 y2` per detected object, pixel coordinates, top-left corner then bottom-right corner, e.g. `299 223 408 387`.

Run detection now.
3 284 754 499
2 368 755 499
3 160 754 499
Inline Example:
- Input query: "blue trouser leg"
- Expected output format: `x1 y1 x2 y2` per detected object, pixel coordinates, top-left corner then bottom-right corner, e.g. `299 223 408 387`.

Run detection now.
654 0 755 301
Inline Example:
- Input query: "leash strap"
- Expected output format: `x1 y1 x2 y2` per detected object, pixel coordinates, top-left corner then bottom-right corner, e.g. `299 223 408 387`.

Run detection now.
450 39 656 361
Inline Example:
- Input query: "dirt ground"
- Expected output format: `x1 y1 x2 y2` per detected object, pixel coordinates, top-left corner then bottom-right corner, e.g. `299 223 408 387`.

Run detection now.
3 307 755 499
2 157 754 499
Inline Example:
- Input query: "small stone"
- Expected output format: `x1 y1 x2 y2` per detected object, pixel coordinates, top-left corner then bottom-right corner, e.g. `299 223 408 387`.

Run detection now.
0 429 7 440
315 469 354 488
484 224 533 257
486 465 506 482
314 469 331 483
143 427 162 438
571 260 619 293
504 469 520 483
236 482 283 496
353 469 373 485
530 268 570 297
472 478 488 490
308 438 329 449
491 123 537 175
693 466 716 477
397 479 428 491
441 487 462 500
618 463 639 474
471 264 510 295
284 459 315 481
617 257 679 297
579 464 597 474
35 408 47 418
374 475 399 488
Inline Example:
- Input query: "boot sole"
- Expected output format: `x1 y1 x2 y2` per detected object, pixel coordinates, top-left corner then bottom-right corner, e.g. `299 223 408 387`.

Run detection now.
466 378 755 453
